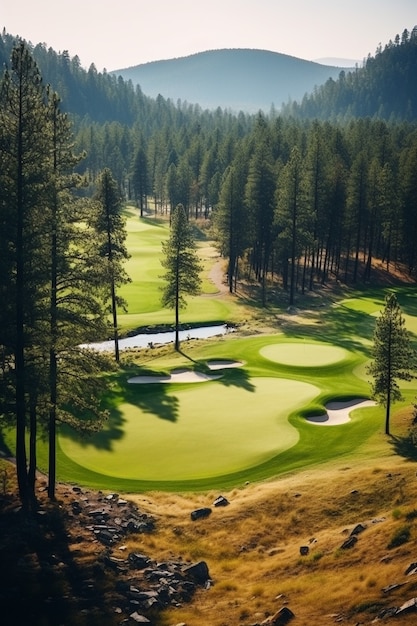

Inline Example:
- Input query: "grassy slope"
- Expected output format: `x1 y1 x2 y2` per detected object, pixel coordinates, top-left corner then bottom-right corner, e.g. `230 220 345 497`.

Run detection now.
134 448 417 626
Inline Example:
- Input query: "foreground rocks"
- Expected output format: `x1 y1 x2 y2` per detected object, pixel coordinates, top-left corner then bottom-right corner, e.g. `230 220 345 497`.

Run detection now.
0 481 212 625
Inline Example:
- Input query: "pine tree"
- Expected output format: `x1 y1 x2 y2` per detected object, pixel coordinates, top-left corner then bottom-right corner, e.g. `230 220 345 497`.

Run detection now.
245 139 276 306
160 204 202 351
132 141 148 217
0 44 115 505
0 42 51 509
45 92 114 500
367 293 416 435
93 168 130 362
214 150 249 292
276 146 306 305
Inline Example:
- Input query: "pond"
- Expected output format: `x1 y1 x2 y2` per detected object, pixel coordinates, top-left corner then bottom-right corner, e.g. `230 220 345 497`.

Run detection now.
83 324 231 352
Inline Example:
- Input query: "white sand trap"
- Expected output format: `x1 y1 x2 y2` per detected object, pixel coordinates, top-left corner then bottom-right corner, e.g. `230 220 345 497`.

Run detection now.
128 361 243 383
306 399 377 425
128 369 222 384
206 360 244 370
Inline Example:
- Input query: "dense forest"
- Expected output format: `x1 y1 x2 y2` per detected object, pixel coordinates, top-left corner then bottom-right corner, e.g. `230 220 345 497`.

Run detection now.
1 27 417 299
282 27 417 121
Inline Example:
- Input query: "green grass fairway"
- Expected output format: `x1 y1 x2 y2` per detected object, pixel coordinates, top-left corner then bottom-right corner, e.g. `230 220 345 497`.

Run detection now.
59 378 318 481
260 343 347 367
50 330 388 490
116 209 240 332
4 210 416 492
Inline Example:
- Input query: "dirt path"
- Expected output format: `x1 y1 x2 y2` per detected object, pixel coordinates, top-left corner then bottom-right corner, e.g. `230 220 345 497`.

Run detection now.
208 255 229 294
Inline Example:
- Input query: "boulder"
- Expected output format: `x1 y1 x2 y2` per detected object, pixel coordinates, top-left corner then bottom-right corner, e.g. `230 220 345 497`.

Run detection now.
128 552 151 570
350 523 367 536
213 495 229 507
261 606 295 625
341 536 357 549
183 560 210 583
396 597 417 615
190 507 212 521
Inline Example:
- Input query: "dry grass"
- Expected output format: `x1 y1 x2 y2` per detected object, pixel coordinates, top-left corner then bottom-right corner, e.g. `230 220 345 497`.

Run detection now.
122 417 417 625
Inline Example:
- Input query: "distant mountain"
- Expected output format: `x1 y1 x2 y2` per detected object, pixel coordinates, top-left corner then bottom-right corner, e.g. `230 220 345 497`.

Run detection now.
314 57 362 68
112 49 350 113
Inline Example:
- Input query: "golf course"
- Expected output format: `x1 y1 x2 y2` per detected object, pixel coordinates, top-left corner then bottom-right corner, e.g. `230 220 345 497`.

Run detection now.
30 207 417 491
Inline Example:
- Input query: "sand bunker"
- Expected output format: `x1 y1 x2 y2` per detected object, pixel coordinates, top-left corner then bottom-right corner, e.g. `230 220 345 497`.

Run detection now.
306 399 376 426
206 360 243 370
128 361 243 384
128 369 222 384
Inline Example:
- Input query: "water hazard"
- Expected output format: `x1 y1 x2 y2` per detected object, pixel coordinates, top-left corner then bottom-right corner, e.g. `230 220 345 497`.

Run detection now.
83 324 231 352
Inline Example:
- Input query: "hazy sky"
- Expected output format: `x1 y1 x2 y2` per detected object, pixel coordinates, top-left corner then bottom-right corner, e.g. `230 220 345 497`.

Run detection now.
2 0 416 71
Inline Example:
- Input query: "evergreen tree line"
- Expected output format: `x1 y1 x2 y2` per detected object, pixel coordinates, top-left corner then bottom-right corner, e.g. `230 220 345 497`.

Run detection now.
212 115 417 303
282 27 417 122
71 110 417 306
0 43 129 510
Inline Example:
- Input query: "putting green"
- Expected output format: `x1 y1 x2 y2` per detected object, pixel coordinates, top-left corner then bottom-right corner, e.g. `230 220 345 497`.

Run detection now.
59 377 319 481
260 343 347 367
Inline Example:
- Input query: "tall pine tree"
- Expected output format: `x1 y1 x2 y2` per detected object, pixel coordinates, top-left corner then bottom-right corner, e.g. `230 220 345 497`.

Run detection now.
367 293 416 435
160 204 202 351
93 168 130 362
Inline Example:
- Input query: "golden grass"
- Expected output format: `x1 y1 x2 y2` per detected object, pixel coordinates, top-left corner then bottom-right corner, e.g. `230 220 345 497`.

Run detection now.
121 410 417 625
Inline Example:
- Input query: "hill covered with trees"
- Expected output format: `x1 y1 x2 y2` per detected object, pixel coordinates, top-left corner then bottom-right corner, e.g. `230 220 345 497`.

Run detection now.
111 48 349 114
282 27 417 121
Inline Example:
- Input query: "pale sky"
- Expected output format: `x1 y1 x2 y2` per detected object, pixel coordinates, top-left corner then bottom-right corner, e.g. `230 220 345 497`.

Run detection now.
2 0 416 71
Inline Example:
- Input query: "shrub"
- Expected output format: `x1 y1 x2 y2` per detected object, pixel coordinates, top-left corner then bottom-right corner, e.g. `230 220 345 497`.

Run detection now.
387 524 411 549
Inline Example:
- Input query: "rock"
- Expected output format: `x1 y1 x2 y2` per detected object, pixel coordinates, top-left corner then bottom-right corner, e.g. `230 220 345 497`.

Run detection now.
341 536 357 549
299 546 309 556
377 606 398 619
213 495 229 507
395 597 417 615
382 582 405 593
129 612 151 623
350 523 367 536
128 552 152 570
261 606 295 625
183 561 210 584
405 561 417 575
190 507 212 521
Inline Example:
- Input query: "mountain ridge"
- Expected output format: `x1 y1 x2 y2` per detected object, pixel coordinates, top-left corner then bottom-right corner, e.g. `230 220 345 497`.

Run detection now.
112 48 351 113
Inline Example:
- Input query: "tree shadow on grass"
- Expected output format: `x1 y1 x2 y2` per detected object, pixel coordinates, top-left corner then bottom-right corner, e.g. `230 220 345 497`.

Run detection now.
62 351 256 453
61 370 180 451
280 302 376 356
389 434 417 462
179 348 256 392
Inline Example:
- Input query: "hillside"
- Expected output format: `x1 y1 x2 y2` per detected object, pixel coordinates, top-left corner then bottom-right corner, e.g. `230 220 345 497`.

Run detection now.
282 26 417 121
112 48 348 113
2 415 417 625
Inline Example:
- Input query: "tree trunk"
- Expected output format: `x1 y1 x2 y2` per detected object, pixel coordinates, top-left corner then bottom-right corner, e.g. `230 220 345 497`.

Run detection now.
385 389 391 436
111 280 120 362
